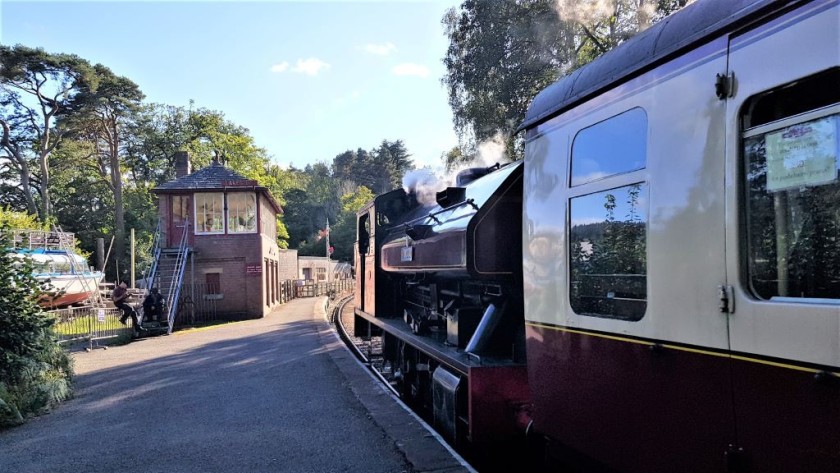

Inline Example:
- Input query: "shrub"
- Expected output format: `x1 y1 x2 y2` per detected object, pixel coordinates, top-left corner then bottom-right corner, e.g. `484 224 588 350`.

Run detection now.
0 225 74 428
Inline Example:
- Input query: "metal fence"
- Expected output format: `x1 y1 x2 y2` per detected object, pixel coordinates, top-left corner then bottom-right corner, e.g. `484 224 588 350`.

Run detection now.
52 278 356 345
295 279 354 298
53 305 133 347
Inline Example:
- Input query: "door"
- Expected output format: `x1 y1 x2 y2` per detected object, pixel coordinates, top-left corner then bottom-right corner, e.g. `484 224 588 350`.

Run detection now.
724 2 840 470
169 194 193 247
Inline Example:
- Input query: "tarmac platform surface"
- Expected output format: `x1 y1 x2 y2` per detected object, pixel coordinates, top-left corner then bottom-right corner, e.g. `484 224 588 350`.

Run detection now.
0 297 472 473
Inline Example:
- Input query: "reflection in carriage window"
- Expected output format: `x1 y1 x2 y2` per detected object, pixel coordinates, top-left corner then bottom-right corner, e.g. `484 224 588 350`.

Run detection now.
744 112 840 301
569 183 648 320
571 108 647 186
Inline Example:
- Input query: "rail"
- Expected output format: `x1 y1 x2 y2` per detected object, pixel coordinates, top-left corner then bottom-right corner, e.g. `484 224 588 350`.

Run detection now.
5 229 75 250
332 296 399 397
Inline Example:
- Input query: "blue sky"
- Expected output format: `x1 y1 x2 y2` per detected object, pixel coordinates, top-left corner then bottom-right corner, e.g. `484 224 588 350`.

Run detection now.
1 0 460 170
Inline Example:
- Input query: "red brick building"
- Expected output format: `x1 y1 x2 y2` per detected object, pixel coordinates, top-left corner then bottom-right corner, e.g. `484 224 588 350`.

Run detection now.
152 152 286 318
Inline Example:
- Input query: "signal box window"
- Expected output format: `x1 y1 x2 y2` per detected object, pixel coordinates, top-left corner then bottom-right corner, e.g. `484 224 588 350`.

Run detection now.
206 273 221 295
172 195 190 226
571 108 647 186
195 193 224 234
742 69 840 301
570 183 648 320
227 192 257 233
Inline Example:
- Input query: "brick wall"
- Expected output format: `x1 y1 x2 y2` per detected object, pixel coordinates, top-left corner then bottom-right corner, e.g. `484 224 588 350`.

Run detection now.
277 249 298 280
155 189 285 319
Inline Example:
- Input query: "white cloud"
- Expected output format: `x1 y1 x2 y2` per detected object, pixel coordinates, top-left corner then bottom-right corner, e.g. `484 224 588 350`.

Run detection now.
334 90 362 106
363 42 397 56
270 62 289 73
292 58 331 76
391 63 429 78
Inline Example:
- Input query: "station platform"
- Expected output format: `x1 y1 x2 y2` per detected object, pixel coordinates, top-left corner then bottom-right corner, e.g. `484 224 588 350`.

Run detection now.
0 297 473 473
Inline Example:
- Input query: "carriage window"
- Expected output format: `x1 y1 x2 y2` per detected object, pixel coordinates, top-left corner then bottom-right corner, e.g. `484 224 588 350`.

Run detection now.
569 183 648 320
743 107 840 301
571 108 647 186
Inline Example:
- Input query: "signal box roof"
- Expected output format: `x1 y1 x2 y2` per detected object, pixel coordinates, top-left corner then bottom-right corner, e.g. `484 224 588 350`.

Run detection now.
153 160 283 214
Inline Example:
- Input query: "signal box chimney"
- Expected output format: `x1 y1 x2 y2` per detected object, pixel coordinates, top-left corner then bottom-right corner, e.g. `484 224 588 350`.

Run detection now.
175 151 192 178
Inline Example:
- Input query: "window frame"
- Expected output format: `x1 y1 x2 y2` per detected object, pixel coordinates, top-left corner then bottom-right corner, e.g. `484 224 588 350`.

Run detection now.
741 103 840 303
570 107 648 187
205 272 222 299
226 192 258 234
565 106 650 321
568 182 649 321
194 192 225 235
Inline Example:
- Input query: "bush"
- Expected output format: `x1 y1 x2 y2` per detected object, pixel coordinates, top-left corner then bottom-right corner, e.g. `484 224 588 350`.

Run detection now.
0 225 74 428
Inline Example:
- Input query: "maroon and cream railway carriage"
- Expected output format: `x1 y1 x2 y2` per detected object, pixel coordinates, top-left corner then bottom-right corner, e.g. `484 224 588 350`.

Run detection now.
356 0 840 470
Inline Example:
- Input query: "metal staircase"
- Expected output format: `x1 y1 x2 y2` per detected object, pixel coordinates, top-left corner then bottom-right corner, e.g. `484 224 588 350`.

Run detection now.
144 222 191 334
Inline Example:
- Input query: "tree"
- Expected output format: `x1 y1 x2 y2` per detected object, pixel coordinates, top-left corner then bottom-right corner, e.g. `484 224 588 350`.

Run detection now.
442 0 691 161
374 139 413 190
0 45 96 221
280 187 314 249
442 146 472 172
329 186 375 262
0 207 45 230
73 65 145 269
443 0 576 159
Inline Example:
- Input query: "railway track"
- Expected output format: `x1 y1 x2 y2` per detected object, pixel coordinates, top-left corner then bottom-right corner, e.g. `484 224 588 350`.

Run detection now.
331 296 398 396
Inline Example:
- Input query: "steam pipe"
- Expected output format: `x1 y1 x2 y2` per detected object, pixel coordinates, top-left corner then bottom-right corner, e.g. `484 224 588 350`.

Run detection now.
465 302 504 354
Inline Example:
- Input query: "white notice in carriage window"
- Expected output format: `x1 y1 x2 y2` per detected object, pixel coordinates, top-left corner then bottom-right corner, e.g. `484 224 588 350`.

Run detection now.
765 115 838 192
401 246 413 262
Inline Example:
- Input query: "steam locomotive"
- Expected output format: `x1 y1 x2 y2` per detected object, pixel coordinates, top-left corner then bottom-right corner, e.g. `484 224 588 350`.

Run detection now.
354 0 840 471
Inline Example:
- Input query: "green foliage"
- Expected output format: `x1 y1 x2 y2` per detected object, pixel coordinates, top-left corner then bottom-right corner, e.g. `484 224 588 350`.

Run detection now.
442 0 690 160
0 44 99 221
443 0 575 159
331 140 412 195
0 227 74 428
4 43 416 277
0 208 45 230
329 186 375 262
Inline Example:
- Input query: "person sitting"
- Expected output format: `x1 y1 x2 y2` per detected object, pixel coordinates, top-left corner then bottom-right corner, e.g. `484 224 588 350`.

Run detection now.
112 282 145 332
142 288 166 323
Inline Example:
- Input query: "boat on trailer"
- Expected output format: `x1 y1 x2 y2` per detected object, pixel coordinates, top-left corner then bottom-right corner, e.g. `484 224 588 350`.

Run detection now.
7 230 104 308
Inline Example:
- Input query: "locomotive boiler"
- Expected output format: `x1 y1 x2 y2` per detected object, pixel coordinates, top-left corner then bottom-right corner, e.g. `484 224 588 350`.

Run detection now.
353 162 529 451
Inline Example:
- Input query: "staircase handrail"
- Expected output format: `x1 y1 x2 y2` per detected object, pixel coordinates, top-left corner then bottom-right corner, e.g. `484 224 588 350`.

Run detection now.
165 220 190 334
145 222 163 296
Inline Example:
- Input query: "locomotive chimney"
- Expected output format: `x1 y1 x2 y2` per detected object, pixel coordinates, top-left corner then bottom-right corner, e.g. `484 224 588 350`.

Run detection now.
174 151 192 178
